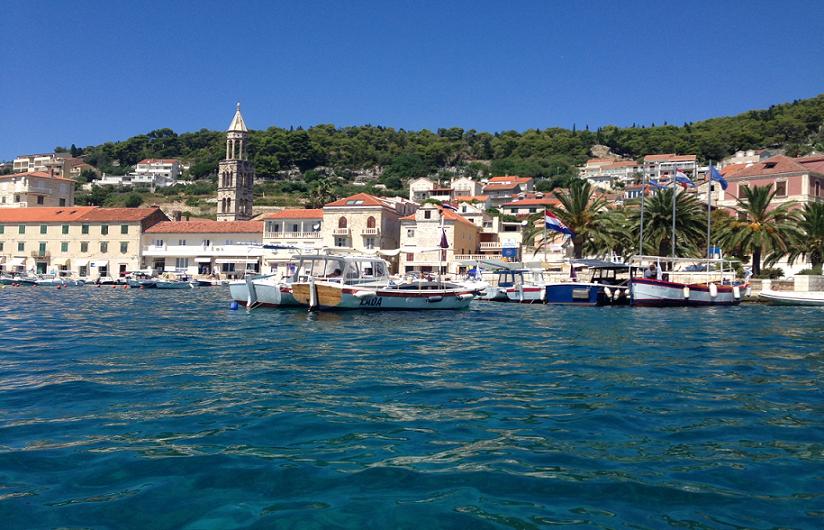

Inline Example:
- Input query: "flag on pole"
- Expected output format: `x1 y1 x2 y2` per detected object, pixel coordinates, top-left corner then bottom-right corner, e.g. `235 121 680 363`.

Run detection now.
439 228 449 249
709 165 729 190
545 211 574 236
441 203 459 212
674 170 696 188
648 179 666 189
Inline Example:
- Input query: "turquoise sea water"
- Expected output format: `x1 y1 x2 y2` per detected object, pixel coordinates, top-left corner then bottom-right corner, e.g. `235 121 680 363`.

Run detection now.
0 287 822 529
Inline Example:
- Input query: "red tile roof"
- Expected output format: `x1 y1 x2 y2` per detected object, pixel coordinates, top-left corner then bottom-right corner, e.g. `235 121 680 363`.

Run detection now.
797 155 824 175
483 182 520 191
324 193 388 208
488 175 533 183
643 153 675 162
585 158 615 165
502 198 561 207
144 220 263 233
0 207 164 223
262 209 323 220
454 195 489 202
728 155 814 179
0 171 75 182
400 206 477 228
79 208 164 222
719 163 750 177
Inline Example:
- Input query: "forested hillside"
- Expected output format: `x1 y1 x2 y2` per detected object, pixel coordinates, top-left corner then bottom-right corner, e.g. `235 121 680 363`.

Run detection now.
67 93 824 196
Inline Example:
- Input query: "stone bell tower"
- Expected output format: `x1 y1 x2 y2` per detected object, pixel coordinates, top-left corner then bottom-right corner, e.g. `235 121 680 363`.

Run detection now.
217 103 254 221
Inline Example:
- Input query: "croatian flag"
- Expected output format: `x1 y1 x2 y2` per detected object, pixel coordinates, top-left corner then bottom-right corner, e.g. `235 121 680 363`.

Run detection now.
648 179 666 190
442 203 459 212
709 165 729 190
545 211 574 236
674 170 696 188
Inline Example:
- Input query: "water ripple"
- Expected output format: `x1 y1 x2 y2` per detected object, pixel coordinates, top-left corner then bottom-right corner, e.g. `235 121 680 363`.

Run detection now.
0 287 822 528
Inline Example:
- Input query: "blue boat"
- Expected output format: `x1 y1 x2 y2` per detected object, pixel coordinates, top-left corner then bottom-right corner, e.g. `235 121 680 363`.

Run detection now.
545 260 631 305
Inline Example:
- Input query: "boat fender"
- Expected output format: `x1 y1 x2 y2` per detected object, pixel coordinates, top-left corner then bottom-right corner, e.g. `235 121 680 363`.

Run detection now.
682 286 690 299
354 290 377 299
229 301 239 310
733 285 741 299
427 295 443 303
709 283 718 298
603 287 612 299
308 276 318 310
458 293 474 301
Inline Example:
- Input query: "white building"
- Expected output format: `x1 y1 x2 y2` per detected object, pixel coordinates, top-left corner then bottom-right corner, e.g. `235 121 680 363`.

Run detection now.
141 219 264 278
97 158 182 188
0 171 75 207
261 209 324 276
643 154 698 180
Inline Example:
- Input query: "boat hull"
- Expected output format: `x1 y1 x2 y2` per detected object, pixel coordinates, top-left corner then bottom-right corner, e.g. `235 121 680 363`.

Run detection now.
229 278 298 307
292 282 474 310
630 278 743 307
545 283 629 305
759 290 824 306
505 285 545 303
155 281 194 289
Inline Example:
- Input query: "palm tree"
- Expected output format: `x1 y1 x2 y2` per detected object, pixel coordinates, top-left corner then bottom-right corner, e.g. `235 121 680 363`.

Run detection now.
304 178 337 208
783 202 824 270
629 187 706 258
718 184 798 275
541 179 623 259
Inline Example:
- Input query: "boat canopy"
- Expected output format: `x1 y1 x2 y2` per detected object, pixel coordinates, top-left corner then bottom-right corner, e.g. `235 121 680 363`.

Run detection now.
571 259 629 270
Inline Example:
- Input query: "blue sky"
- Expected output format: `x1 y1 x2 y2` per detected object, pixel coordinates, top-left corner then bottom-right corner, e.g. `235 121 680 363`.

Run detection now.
2 0 823 160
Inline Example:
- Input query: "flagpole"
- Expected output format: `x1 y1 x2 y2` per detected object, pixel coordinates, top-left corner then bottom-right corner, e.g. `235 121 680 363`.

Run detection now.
543 209 547 263
639 172 646 256
707 161 712 260
671 166 677 258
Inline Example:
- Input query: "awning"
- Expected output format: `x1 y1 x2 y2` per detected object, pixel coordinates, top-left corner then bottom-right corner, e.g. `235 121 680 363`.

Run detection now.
75 259 89 267
9 257 26 267
215 258 259 264
91 260 109 268
51 258 69 266
194 257 212 263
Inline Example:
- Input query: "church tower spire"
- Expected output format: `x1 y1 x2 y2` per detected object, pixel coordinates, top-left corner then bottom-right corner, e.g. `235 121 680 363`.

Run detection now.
217 102 254 221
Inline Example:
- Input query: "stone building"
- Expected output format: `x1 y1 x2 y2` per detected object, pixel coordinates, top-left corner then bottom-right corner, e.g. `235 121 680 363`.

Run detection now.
0 172 75 207
398 204 480 275
217 103 254 221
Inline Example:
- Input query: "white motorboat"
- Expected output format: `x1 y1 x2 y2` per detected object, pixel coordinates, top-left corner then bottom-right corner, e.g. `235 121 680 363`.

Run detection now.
156 279 195 289
628 256 747 307
229 273 299 308
505 269 549 303
290 254 475 310
759 290 824 306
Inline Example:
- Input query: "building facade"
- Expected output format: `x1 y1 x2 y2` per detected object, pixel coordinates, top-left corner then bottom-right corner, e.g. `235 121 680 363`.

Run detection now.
718 155 824 210
322 193 417 256
643 154 698 180
398 204 480 275
141 219 264 278
0 206 167 277
217 103 254 221
0 172 75 208
261 209 324 275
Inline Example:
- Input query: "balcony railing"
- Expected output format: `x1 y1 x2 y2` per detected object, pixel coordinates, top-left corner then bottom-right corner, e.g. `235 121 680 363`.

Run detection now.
361 227 380 235
332 228 350 236
454 254 504 261
31 250 50 258
479 241 502 249
264 231 321 239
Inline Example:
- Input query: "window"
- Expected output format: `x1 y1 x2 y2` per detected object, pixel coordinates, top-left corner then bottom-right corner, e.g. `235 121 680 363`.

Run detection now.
61 242 68 252
269 222 280 233
0 225 3 234
816 181 821 198
36 196 44 205
18 242 24 252
62 225 69 235
406 253 414 262
100 242 108 253
407 229 415 238
81 224 89 234
175 258 189 269
120 242 128 253
366 216 376 229
18 225 25 234
292 224 299 232
80 242 89 252
424 210 432 219
154 239 164 247
14 194 20 203
101 225 109 235
738 184 749 197
40 224 47 234
202 239 211 247
365 237 375 249
775 181 787 197
121 225 129 234
764 162 777 169
59 198 66 206
338 217 347 228
0 242 3 251
178 240 186 246
38 242 46 255
335 237 347 247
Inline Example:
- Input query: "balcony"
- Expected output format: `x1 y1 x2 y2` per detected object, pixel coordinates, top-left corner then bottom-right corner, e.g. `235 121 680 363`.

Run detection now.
31 250 51 259
454 254 504 261
361 227 380 236
480 241 502 250
265 231 321 239
332 228 350 236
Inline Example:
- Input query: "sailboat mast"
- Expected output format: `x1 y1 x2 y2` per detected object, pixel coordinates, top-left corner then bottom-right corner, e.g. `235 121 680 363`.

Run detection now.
639 171 646 255
671 166 677 258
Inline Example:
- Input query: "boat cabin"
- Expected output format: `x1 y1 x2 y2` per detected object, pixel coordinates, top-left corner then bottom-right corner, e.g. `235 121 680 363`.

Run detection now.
290 254 390 285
